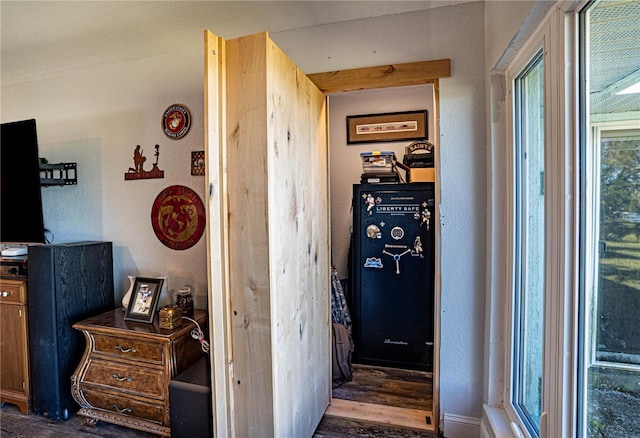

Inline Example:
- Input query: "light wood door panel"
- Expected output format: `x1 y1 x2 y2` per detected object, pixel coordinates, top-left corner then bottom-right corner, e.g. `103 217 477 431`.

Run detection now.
204 30 330 438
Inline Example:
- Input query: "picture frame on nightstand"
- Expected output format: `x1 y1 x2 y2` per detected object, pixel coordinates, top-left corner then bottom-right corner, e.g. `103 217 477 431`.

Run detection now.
124 277 164 323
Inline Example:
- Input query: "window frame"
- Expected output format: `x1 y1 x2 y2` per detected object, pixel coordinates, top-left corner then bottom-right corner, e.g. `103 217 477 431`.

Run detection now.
510 46 546 436
480 2 633 438
577 1 640 434
587 120 640 374
499 4 581 438
504 20 550 438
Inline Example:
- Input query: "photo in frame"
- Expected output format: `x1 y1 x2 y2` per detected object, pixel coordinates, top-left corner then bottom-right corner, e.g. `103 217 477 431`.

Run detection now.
346 110 428 144
124 277 165 323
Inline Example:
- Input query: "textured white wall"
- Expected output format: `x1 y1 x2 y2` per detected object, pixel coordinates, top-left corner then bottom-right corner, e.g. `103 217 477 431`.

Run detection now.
485 1 539 71
1 0 487 431
433 4 487 428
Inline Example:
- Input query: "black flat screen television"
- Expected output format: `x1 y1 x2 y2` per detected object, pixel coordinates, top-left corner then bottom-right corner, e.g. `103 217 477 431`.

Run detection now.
0 119 46 245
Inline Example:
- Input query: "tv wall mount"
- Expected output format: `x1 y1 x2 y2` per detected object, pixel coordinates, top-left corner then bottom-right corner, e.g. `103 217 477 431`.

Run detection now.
39 159 77 186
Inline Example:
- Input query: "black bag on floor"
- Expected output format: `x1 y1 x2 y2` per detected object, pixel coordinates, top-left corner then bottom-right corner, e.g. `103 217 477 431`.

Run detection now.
332 322 354 388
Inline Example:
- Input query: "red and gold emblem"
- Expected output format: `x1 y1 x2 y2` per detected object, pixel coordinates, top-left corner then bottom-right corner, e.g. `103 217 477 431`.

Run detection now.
162 104 191 139
151 185 205 250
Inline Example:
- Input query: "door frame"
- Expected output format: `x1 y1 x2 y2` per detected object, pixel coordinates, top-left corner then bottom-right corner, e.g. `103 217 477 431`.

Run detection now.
310 59 449 434
203 31 233 437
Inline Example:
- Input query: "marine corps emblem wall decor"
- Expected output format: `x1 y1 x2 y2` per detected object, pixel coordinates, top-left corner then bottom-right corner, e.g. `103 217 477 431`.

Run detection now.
162 104 191 139
151 185 205 250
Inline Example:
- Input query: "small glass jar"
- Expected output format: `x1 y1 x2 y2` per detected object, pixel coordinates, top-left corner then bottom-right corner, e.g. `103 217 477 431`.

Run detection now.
176 286 194 317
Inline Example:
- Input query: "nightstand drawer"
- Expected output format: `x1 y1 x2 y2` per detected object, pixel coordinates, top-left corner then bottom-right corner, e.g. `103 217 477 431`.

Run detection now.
92 334 164 364
83 359 164 399
0 281 26 305
82 388 164 424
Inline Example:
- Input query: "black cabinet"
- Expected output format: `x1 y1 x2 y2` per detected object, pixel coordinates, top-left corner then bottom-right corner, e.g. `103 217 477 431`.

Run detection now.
169 357 213 438
351 183 435 371
27 241 115 420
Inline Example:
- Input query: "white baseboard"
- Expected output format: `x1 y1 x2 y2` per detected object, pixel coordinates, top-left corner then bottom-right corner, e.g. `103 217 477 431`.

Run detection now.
443 412 481 437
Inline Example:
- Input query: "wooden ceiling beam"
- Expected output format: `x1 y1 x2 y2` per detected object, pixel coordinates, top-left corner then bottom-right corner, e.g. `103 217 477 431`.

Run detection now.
307 59 450 94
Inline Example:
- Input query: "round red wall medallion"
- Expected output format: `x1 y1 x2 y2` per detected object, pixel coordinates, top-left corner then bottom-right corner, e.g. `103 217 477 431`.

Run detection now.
151 185 205 250
162 104 191 139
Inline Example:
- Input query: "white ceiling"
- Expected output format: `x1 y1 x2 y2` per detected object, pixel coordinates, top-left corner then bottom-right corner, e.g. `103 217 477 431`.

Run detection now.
0 1 473 85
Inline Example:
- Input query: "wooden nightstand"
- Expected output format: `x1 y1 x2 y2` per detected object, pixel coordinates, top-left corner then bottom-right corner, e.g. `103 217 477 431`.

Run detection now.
71 309 208 436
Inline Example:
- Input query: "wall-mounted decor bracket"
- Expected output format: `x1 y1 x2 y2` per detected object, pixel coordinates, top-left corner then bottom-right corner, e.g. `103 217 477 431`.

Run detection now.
40 162 77 186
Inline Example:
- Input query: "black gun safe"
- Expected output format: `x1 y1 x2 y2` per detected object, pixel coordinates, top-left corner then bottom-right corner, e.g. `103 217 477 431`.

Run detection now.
351 183 435 371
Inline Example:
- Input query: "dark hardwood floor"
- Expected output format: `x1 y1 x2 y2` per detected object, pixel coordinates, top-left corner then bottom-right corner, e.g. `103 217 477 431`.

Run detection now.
315 416 438 438
0 404 156 438
1 365 436 437
332 363 433 411
321 363 437 437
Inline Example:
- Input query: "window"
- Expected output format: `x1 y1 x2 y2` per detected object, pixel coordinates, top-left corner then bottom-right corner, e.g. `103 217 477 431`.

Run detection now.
485 2 640 438
579 2 640 437
512 50 545 436
502 8 569 437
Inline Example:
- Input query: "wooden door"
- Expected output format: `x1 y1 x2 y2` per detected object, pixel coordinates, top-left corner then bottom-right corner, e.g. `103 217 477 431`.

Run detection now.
204 30 330 438
0 279 30 415
0 304 27 392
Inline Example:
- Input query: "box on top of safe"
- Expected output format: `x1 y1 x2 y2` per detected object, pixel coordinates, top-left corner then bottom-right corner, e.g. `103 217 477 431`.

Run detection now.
360 151 396 174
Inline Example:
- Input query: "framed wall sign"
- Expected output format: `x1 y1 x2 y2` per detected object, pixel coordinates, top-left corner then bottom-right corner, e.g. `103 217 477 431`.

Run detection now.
347 110 428 144
124 277 164 323
191 151 205 176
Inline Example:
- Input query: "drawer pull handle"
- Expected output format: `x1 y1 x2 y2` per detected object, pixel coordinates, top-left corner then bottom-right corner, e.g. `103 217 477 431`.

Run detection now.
112 404 132 414
1 291 11 297
115 345 137 353
111 373 133 382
